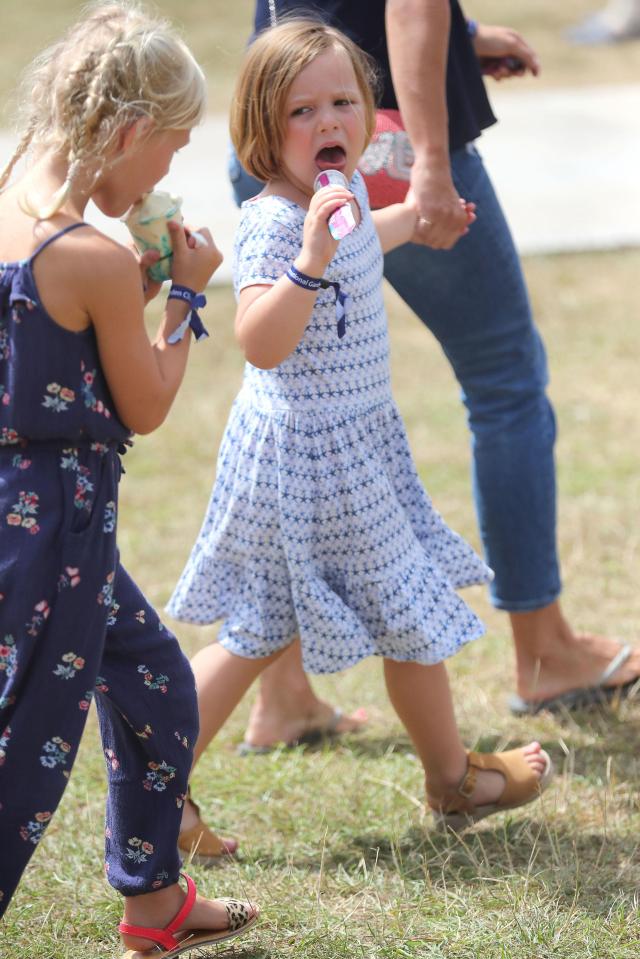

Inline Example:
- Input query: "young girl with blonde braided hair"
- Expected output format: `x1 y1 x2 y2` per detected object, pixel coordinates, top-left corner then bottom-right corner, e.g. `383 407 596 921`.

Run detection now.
0 2 257 954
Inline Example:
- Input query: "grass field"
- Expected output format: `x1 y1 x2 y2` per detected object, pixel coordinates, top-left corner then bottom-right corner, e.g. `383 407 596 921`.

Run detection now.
2 249 640 958
2 2 640 957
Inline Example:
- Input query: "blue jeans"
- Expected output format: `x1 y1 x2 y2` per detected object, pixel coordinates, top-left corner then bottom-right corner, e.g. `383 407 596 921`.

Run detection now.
228 145 560 612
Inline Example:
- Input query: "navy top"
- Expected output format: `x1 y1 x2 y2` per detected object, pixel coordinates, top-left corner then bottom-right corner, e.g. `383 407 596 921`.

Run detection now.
253 0 496 151
0 223 131 446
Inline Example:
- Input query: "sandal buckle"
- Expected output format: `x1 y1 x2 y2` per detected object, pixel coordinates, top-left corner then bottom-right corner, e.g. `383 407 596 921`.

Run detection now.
457 765 477 799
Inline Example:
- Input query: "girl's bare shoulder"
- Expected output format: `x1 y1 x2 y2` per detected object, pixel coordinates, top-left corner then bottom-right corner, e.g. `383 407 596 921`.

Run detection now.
31 224 140 333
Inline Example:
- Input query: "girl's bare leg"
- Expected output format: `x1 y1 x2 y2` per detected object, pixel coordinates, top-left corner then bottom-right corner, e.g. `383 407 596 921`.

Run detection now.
242 638 367 749
382 659 547 807
180 642 288 831
190 643 289 766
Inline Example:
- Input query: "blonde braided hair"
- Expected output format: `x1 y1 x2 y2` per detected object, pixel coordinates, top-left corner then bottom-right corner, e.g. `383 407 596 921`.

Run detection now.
0 121 37 194
1 1 206 218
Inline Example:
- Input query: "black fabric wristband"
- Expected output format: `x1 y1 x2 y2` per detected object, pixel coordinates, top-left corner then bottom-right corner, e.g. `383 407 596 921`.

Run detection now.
286 265 348 339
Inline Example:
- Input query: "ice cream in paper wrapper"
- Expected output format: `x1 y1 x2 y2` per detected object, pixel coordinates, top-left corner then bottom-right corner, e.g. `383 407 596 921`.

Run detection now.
124 191 183 282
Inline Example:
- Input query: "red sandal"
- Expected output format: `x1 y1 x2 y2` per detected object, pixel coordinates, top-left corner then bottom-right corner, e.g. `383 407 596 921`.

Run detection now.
119 873 258 958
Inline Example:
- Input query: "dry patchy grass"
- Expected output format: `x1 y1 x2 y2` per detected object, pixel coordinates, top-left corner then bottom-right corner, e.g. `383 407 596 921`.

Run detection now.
3 248 640 957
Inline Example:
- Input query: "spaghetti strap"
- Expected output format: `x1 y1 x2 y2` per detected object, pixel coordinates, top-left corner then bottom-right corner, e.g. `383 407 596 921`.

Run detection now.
29 221 90 263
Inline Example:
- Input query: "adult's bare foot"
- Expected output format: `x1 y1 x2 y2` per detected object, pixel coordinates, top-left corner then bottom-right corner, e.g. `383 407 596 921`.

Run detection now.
511 603 640 706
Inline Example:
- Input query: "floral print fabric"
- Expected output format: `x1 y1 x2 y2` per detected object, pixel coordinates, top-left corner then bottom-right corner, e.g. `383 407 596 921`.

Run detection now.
168 173 491 672
0 225 198 916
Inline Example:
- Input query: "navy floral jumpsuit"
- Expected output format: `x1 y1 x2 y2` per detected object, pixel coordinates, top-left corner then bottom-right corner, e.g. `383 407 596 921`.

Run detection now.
0 223 199 917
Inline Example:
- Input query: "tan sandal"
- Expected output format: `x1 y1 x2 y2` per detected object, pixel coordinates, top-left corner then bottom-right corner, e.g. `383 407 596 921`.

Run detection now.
177 789 238 867
428 747 554 831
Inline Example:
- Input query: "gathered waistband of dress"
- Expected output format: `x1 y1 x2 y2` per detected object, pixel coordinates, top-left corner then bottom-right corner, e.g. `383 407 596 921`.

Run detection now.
235 385 395 418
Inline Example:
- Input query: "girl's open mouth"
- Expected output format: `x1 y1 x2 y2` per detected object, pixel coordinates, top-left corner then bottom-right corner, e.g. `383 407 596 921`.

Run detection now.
315 145 346 171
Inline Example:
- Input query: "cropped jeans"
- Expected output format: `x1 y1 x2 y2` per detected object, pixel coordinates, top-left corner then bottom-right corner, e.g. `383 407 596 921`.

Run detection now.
228 144 561 611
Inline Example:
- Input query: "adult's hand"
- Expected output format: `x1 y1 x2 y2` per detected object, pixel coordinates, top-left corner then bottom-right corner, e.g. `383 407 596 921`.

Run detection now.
410 155 470 249
473 25 540 80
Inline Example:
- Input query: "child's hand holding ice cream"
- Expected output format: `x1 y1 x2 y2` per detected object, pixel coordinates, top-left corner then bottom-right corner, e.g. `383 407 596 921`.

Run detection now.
125 191 211 286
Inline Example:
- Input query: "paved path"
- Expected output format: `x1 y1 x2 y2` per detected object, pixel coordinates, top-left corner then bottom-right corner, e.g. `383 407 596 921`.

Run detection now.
1 83 638 284
480 83 640 255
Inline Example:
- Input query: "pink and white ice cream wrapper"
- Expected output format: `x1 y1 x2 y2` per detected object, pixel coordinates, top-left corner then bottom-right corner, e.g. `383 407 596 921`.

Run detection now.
313 170 357 240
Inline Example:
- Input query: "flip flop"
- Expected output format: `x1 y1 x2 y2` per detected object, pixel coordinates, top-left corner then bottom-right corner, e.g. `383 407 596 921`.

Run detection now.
429 747 554 832
236 705 366 755
119 873 258 958
509 644 640 716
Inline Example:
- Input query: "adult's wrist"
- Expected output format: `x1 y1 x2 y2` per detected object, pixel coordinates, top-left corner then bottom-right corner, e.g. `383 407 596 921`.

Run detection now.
411 151 453 185
411 139 451 168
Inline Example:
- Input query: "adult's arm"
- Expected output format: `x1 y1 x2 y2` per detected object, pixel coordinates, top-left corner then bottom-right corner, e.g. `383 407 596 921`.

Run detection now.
385 0 469 249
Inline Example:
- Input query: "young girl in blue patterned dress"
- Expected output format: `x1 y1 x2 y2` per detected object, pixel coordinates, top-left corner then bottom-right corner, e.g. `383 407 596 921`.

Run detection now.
0 2 258 953
168 18 552 845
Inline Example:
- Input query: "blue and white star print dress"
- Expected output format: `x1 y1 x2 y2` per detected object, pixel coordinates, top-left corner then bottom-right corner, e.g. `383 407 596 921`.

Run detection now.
168 172 492 673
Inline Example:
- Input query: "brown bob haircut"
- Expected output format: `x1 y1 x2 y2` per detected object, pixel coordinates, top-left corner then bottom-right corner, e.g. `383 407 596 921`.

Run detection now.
230 18 378 183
